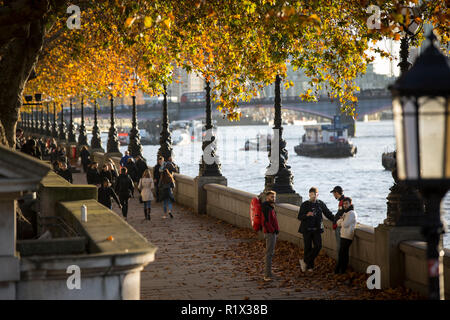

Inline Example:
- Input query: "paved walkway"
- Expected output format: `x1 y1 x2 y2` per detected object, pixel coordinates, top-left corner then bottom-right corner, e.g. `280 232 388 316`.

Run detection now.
73 172 421 300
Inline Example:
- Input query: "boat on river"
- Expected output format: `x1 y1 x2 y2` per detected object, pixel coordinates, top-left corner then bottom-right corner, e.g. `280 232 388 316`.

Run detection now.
294 116 357 158
243 133 272 151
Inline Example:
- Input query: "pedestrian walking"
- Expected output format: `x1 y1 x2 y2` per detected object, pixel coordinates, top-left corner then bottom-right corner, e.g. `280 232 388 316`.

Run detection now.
86 162 101 185
114 167 134 221
153 156 164 202
135 155 148 180
107 159 118 185
80 146 91 173
98 178 121 210
334 197 357 274
298 187 335 272
120 150 131 167
261 190 280 282
330 186 345 259
138 169 155 221
125 158 139 183
100 164 113 184
57 162 73 183
158 168 175 219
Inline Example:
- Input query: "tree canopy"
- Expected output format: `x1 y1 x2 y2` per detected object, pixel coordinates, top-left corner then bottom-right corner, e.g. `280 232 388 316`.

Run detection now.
1 0 449 146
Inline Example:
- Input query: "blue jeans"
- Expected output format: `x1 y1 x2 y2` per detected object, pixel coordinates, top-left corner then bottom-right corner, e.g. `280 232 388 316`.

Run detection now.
163 198 172 213
144 201 152 210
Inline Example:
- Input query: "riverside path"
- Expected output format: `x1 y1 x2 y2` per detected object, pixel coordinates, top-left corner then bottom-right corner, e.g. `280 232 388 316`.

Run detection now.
72 172 421 300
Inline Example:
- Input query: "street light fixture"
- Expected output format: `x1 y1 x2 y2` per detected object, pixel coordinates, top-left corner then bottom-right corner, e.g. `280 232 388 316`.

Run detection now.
389 31 450 300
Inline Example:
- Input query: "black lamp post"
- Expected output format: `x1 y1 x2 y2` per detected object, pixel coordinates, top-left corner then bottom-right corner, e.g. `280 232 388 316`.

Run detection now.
58 104 67 141
90 99 103 150
39 106 44 135
199 80 222 176
51 102 58 138
389 31 450 300
264 75 297 198
67 98 77 143
78 96 88 147
128 73 143 158
107 93 120 153
128 95 143 158
158 84 173 160
385 4 425 227
45 103 51 137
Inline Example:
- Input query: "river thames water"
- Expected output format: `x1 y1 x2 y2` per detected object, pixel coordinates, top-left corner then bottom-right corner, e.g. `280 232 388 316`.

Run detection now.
114 120 449 248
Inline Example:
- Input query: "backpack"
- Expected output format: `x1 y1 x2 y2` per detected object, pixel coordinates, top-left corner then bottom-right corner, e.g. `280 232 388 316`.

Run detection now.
250 197 263 232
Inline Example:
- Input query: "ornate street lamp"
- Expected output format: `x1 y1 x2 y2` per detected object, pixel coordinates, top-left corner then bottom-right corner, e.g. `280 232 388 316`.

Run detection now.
107 85 120 154
78 96 88 147
264 75 301 205
199 80 222 176
158 84 173 160
90 99 103 151
385 3 425 227
58 104 67 142
128 72 143 158
389 32 450 300
67 98 77 143
45 103 51 137
51 102 58 138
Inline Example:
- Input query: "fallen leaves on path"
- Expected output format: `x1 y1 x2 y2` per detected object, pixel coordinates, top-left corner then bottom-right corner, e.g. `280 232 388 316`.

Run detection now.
224 226 423 300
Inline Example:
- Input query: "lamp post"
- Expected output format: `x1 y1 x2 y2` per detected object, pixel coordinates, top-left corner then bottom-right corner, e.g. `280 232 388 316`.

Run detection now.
199 80 222 176
385 3 425 227
22 94 42 135
51 102 58 138
158 84 173 160
45 103 51 137
264 75 301 205
389 31 450 300
78 96 88 147
107 92 120 154
67 98 77 143
58 104 67 142
90 99 103 151
128 72 143 158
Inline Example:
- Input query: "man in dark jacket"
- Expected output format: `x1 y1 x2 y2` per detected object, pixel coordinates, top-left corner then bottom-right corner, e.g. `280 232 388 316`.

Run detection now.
330 186 345 259
135 155 148 180
125 158 139 183
80 146 91 173
57 162 73 183
114 167 134 220
98 178 121 210
261 190 279 282
153 156 164 202
86 162 101 185
298 187 334 272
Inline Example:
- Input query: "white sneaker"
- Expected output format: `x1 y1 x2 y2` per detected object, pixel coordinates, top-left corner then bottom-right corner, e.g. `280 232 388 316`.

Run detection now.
307 268 314 272
162 215 167 219
299 259 306 272
263 276 272 282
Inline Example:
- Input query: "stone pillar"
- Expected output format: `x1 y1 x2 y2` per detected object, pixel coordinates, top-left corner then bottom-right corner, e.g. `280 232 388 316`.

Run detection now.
0 193 21 299
375 223 426 289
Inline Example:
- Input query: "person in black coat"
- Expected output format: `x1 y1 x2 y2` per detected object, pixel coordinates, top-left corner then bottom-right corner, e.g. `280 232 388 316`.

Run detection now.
57 162 73 184
125 158 139 183
135 155 148 180
86 162 101 185
153 156 164 202
100 164 113 184
298 187 334 272
114 167 135 220
98 178 121 210
80 146 91 173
